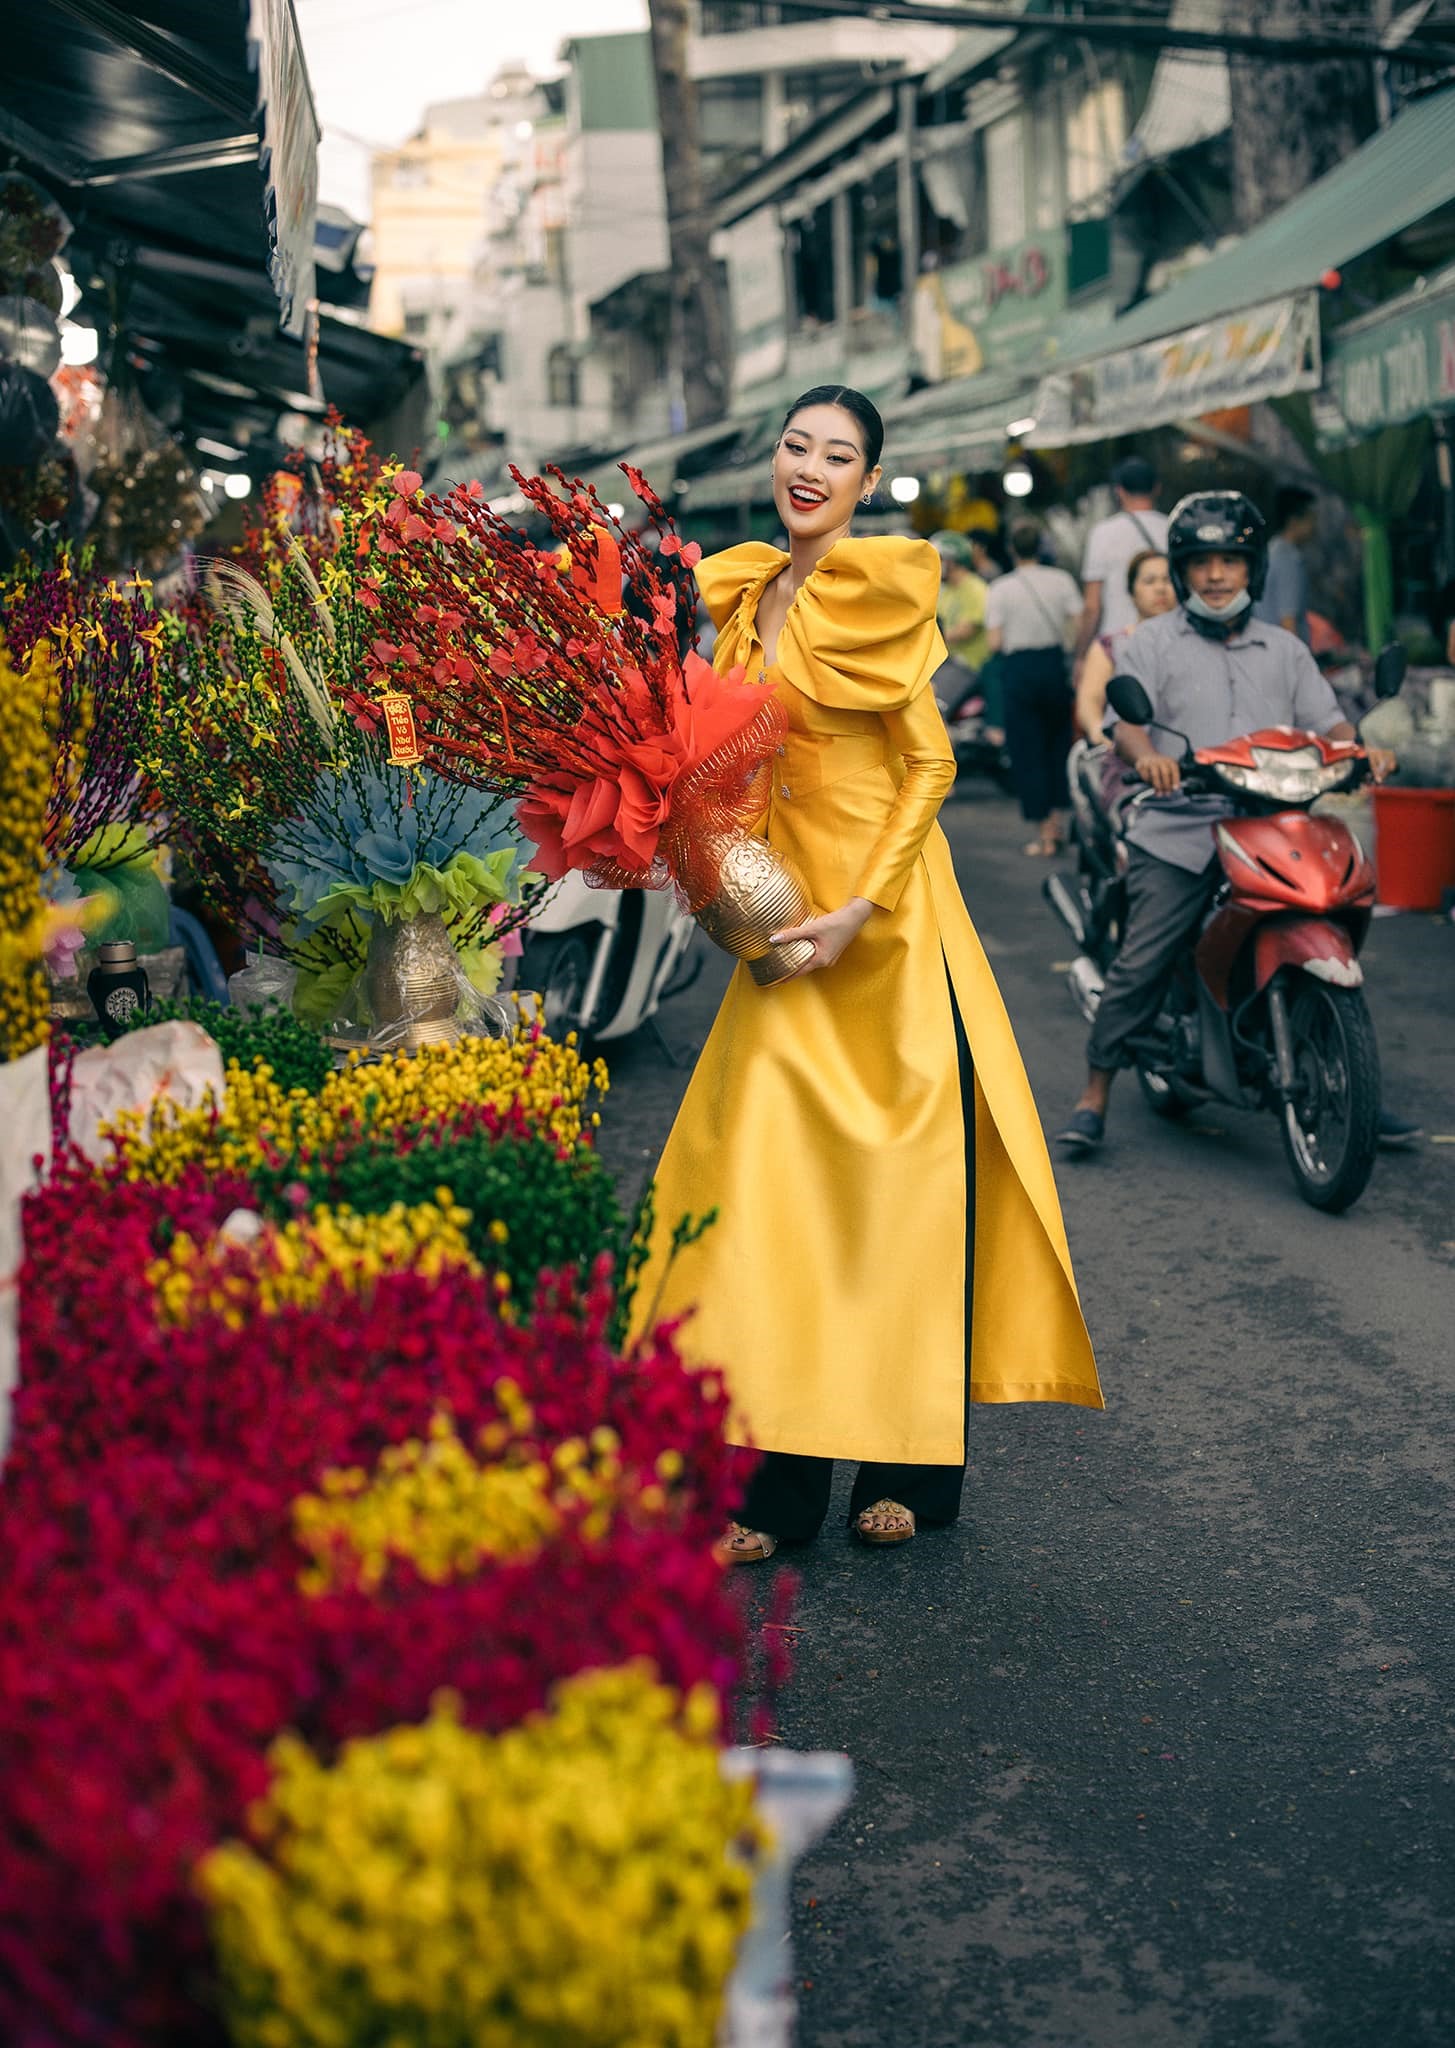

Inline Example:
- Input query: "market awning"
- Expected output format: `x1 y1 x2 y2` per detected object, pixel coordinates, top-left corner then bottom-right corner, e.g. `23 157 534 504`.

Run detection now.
881 370 1035 470
1126 0 1231 164
0 0 317 335
0 3 425 465
1029 84 1455 446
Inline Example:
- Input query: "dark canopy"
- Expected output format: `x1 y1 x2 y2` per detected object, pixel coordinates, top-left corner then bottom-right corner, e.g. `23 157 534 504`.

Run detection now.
0 1 424 466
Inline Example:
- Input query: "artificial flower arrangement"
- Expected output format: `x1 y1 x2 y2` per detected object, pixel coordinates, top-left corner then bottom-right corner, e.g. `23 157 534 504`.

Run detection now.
357 462 818 985
0 550 166 868
2 1054 762 2047
0 631 57 1063
0 552 172 977
145 430 543 1041
201 1664 765 2048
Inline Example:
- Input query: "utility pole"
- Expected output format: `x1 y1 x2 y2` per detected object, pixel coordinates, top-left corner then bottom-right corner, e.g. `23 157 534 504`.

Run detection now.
646 0 732 428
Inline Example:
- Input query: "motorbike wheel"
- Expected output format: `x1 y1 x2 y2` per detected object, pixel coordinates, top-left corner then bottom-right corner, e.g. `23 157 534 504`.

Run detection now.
1136 1067 1195 1120
517 930 595 1040
1278 981 1380 1213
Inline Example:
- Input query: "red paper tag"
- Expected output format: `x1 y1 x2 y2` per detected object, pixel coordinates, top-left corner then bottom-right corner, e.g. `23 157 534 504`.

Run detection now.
380 692 422 766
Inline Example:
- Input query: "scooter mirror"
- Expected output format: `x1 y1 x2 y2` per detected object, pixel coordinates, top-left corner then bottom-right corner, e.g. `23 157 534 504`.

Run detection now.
1106 672 1155 727
1372 642 1407 699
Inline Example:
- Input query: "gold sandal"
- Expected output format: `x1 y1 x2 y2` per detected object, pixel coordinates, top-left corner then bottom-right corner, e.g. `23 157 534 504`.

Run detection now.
853 1499 916 1546
714 1522 779 1566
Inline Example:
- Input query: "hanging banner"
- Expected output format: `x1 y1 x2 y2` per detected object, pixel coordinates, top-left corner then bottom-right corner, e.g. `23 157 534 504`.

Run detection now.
1315 282 1455 448
249 0 320 338
1030 291 1321 446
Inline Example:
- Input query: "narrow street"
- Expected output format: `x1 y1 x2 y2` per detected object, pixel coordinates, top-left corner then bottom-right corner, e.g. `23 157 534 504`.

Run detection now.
598 780 1455 2048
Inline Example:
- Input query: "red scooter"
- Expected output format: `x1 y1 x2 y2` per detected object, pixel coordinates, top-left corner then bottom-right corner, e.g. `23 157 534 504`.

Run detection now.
1089 655 1405 1212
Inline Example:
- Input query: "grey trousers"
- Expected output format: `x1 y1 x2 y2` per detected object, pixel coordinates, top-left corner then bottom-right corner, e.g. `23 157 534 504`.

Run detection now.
1087 848 1220 1072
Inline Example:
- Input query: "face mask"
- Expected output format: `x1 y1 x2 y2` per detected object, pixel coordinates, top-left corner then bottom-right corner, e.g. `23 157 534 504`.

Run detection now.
1184 583 1252 632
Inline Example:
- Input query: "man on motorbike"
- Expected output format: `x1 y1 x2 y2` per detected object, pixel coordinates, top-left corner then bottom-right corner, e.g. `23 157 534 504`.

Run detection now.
1054 490 1411 1150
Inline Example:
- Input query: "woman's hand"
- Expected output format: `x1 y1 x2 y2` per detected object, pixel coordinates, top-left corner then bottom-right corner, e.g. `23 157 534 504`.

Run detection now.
770 896 874 978
1366 745 1397 784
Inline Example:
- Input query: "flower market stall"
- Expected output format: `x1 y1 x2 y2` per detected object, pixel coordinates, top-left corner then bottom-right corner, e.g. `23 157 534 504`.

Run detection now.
0 435 852 2045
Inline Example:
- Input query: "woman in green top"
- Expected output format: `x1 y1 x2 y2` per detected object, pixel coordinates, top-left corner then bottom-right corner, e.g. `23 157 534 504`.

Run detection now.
930 530 997 734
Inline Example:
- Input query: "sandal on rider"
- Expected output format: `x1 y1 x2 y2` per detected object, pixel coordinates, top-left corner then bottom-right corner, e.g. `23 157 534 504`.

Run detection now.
853 1499 916 1547
714 1522 779 1566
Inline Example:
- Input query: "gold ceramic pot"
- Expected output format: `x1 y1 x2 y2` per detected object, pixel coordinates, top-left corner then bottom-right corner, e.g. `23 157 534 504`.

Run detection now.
362 911 463 1051
692 833 817 987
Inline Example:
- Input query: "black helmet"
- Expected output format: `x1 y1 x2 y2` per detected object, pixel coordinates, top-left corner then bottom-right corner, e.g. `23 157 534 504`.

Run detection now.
1166 491 1268 603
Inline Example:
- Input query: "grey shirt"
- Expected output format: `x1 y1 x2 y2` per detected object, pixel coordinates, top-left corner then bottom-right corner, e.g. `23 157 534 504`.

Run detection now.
1111 607 1344 871
1253 535 1311 644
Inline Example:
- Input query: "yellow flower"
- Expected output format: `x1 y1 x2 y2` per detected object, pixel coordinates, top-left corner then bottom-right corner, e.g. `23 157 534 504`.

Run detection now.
0 635 60 1063
199 1666 767 2048
290 1394 662 1596
147 1197 479 1328
103 1028 605 1184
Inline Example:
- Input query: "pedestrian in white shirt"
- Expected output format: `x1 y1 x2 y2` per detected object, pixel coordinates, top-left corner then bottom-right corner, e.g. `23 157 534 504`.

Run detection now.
1074 456 1170 672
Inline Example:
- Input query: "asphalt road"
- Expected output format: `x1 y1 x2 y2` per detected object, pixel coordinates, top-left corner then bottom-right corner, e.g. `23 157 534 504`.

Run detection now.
595 779 1455 2048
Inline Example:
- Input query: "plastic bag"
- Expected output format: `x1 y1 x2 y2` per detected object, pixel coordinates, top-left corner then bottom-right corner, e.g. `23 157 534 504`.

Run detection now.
227 948 299 1014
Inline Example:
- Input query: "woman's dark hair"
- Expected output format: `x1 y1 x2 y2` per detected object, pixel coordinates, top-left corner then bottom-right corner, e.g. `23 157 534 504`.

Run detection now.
779 385 884 470
1008 518 1042 562
1126 546 1168 595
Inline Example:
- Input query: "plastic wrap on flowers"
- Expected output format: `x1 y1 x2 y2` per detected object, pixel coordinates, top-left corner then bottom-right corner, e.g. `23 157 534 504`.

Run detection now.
330 910 512 1054
0 1231 752 2048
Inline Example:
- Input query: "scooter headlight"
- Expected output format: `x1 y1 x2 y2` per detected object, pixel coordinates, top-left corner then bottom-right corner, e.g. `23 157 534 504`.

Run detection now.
1215 749 1358 802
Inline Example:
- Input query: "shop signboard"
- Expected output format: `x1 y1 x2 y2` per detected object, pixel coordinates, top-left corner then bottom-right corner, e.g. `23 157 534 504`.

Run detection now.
1030 291 1321 446
1316 282 1455 447
935 232 1067 370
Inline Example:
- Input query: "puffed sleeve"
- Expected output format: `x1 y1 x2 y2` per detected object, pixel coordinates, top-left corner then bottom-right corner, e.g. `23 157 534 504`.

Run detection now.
694 542 787 629
854 686 957 912
777 536 948 713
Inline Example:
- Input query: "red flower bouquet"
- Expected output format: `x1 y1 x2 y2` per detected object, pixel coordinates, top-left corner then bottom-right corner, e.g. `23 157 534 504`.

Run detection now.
3 1171 751 2048
363 465 818 984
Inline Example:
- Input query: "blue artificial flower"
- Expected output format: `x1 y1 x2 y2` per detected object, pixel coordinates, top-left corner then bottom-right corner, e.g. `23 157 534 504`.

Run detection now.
262 753 533 926
354 829 415 886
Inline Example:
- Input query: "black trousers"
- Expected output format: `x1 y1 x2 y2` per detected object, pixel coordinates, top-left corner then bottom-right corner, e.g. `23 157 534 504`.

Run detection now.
738 987 975 1543
1086 847 1220 1072
1002 646 1073 823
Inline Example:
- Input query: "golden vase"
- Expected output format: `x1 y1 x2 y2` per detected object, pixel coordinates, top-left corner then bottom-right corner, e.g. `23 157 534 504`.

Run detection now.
362 912 464 1051
691 833 817 987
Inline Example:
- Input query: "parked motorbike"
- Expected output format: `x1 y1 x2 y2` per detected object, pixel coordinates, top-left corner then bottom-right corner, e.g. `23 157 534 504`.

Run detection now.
516 873 698 1044
934 661 1015 792
1043 649 1406 1212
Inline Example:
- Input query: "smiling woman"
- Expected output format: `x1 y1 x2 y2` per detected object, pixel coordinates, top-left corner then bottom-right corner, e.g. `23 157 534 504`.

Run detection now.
628 385 1102 1564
